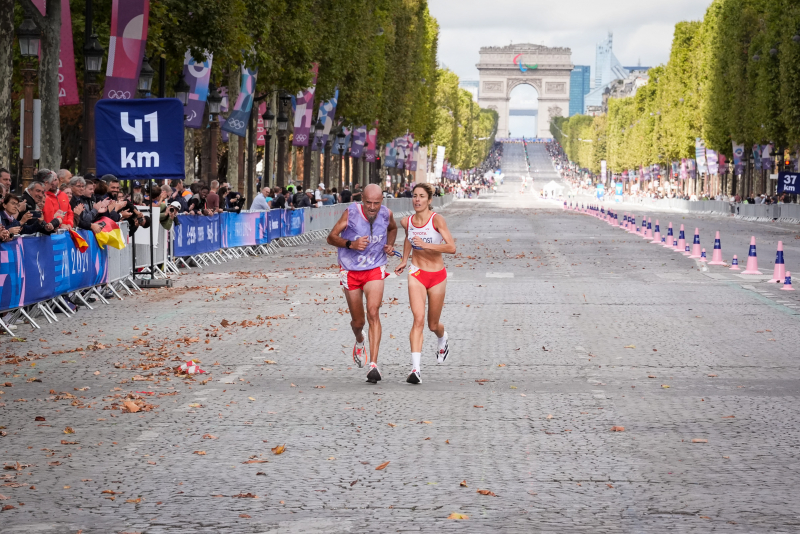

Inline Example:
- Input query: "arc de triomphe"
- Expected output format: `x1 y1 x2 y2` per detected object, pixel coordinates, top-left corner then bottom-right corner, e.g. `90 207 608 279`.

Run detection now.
477 44 573 139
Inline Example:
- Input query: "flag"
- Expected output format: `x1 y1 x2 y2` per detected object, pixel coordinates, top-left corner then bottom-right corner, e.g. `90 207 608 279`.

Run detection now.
311 90 339 151
68 230 88 253
366 122 378 162
32 0 79 105
732 142 745 175
695 138 708 174
94 217 126 250
182 49 213 128
221 66 258 138
292 64 319 147
103 0 150 100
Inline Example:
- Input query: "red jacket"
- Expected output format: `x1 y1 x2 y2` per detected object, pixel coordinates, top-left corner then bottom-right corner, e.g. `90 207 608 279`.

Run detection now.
57 190 74 227
44 190 73 228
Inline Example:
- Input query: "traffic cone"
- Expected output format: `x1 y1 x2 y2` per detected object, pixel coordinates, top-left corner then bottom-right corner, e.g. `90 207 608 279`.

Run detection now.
651 220 661 244
617 213 622 227
742 236 762 274
663 223 674 248
676 224 686 252
729 255 740 270
623 214 630 230
768 241 786 283
627 215 636 233
689 228 702 258
708 231 725 265
699 248 708 262
781 272 795 291
673 236 679 249
683 244 692 256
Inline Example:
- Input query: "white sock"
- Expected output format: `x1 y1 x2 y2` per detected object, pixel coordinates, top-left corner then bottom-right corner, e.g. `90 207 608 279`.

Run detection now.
438 332 448 350
411 352 421 372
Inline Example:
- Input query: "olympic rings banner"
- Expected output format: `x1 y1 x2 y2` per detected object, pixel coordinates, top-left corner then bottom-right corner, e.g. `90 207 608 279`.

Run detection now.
292 64 319 147
221 66 258 138
103 0 150 101
0 230 108 312
173 210 305 258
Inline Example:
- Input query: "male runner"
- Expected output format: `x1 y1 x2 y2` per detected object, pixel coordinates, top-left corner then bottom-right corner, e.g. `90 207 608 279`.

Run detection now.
327 184 398 383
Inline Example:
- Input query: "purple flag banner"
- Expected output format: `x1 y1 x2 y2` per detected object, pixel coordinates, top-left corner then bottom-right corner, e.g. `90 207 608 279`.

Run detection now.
182 50 213 128
384 139 397 167
32 0 79 105
350 126 367 159
311 90 338 151
103 0 150 100
732 142 744 175
217 87 230 143
221 67 258 138
761 144 773 170
292 64 319 147
695 138 708 174
366 122 378 162
706 149 719 175
408 141 419 171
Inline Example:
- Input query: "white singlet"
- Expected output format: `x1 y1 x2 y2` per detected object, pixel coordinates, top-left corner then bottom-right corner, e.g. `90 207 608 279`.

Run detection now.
407 212 443 250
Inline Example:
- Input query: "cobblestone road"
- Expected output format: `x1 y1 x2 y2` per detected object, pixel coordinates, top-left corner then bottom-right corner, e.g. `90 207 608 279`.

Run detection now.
2 168 800 532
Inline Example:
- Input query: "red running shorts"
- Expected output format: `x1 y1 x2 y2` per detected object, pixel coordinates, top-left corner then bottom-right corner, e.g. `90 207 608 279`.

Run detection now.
409 266 447 289
339 265 388 291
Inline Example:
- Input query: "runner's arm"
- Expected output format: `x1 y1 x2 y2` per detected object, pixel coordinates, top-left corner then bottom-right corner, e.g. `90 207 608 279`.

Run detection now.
394 218 411 275
417 215 456 254
326 211 350 248
384 210 398 253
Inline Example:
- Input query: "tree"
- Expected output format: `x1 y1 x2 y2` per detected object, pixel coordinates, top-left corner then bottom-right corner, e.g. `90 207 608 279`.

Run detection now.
0 0 13 169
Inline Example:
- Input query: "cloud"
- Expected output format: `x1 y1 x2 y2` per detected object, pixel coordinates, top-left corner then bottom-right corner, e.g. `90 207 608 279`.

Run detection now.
430 0 712 81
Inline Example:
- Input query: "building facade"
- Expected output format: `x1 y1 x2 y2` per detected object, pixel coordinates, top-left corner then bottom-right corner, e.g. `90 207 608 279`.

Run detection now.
569 65 591 117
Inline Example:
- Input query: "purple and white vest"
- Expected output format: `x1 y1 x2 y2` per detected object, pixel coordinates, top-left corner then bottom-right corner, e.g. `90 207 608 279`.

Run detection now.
338 203 390 271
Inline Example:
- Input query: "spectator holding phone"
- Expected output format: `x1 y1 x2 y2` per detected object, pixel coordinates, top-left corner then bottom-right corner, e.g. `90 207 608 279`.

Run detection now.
1 193 33 238
41 170 71 229
20 181 57 234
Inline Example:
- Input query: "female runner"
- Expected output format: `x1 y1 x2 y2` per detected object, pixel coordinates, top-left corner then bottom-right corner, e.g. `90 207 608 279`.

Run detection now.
394 183 456 384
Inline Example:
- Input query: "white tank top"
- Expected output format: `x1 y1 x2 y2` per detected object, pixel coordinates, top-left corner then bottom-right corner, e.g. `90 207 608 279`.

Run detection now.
407 212 443 250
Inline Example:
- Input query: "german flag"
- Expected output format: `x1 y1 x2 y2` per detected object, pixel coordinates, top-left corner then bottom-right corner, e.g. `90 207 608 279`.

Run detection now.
68 229 89 253
94 216 126 250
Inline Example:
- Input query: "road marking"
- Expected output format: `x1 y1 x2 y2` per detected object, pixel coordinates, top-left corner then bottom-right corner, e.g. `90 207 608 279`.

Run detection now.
486 272 514 278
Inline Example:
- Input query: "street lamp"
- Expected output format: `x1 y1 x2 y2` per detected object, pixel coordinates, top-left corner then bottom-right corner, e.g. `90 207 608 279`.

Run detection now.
262 104 275 187
17 16 41 187
207 83 222 180
276 93 291 187
81 32 105 176
173 74 191 106
138 56 154 97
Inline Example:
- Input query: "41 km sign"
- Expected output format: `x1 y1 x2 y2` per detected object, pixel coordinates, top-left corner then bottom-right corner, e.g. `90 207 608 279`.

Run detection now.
778 172 800 194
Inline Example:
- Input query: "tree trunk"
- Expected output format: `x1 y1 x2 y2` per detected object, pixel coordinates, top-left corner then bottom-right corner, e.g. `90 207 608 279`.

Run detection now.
184 128 195 183
226 69 240 190
23 0 61 171
0 0 13 170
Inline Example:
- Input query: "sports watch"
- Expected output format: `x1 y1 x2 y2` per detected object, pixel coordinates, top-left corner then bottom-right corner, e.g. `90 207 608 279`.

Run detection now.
345 240 352 249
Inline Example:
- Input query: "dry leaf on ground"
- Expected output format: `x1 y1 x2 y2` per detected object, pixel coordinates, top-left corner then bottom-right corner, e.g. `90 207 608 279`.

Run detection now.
460 480 468 487
193 451 206 455
477 489 497 496
611 426 625 432
691 439 708 443
448 512 469 520
375 461 390 470
271 444 286 455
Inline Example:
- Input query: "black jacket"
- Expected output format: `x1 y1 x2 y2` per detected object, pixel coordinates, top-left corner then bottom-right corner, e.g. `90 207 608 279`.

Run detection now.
20 191 59 234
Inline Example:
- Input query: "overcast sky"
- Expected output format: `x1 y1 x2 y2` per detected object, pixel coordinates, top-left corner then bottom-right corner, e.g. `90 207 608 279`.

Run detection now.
429 0 713 82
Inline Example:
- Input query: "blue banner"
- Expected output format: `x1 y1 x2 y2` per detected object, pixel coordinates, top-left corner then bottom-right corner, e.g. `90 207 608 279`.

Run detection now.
173 214 221 257
778 172 800 195
282 210 305 237
267 210 282 241
615 182 623 203
221 212 259 248
0 230 109 312
96 98 186 181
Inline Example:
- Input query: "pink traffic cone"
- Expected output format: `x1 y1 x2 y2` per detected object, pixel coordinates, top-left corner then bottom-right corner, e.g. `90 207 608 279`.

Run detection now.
699 248 708 262
781 271 795 291
651 220 661 244
768 241 786 283
742 236 762 275
729 255 740 270
663 222 674 248
683 244 692 256
676 224 686 252
644 218 653 239
708 231 725 265
689 228 702 258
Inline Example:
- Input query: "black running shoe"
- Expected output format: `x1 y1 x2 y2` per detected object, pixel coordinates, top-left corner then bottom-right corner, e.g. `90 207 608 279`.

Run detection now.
406 369 421 384
366 363 382 383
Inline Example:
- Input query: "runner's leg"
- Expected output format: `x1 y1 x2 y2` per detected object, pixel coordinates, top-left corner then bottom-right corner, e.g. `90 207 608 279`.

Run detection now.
426 279 447 339
362 279 385 364
408 275 428 353
343 288 366 344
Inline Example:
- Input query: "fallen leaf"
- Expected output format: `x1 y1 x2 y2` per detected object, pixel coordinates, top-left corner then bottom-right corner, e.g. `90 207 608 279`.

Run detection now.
239 514 251 518
375 461 390 470
248 397 256 401
722 415 735 419
313 385 325 389
2 504 15 511
123 401 140 413
202 434 217 439
34 416 46 422
271 444 286 455
691 439 708 443
387 423 396 428
624 345 636 349
422 421 432 424
60 440 78 445
447 512 469 520
242 459 268 464
546 414 553 420
101 490 121 495
611 426 625 432
193 451 206 455
232 492 258 498
63 426 75 434
264 360 277 364
708 374 717 377
350 479 358 487
126 498 141 504
220 319 231 327
473 405 484 408
497 364 506 367
445 439 450 444
477 489 497 496
606 483 614 488
460 480 468 487
63 485 70 489
0 495 7 500
661 385 670 388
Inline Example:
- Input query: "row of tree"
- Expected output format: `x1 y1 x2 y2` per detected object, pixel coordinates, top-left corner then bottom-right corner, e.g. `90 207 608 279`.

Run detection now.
0 0 496 182
550 0 800 175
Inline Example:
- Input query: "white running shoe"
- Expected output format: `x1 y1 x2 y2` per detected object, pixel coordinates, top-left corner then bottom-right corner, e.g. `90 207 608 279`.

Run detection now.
353 333 366 368
436 339 449 363
366 362 382 383
406 369 421 384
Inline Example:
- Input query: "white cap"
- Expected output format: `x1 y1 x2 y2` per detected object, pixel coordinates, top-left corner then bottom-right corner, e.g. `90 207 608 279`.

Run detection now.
169 201 181 209
318 183 325 188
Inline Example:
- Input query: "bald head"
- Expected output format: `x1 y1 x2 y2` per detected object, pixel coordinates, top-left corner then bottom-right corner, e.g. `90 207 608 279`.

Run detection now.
363 184 383 203
361 184 384 221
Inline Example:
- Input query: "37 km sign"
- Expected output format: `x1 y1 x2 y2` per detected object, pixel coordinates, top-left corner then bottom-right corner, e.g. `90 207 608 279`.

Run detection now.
778 172 800 194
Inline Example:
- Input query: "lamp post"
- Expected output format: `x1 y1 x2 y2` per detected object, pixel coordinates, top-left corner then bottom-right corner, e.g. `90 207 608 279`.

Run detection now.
262 104 274 187
81 32 104 176
207 83 223 181
276 93 291 187
313 117 324 187
336 127 346 191
137 56 154 98
173 74 190 107
17 16 41 188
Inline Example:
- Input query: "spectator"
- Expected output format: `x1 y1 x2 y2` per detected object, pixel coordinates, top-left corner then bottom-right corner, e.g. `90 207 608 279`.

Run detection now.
169 180 188 212
41 170 70 229
331 187 339 203
1 193 32 238
187 182 203 213
68 177 102 233
315 182 324 207
322 188 335 206
271 187 286 209
93 178 108 202
294 189 312 208
250 186 272 211
20 181 57 234
0 168 11 192
340 185 352 203
224 190 245 213
352 184 363 202
206 180 220 211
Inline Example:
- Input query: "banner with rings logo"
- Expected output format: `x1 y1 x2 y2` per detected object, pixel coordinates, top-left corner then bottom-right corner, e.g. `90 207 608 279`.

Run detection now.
103 0 150 101
221 66 258 138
